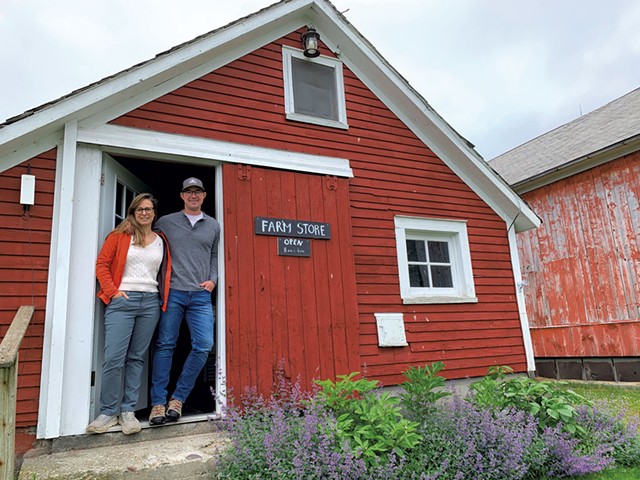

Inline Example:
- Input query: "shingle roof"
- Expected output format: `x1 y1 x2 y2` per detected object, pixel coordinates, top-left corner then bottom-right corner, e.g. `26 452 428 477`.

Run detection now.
489 86 640 186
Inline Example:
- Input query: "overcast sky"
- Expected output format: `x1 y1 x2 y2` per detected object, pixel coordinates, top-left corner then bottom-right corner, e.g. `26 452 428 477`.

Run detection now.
1 0 639 159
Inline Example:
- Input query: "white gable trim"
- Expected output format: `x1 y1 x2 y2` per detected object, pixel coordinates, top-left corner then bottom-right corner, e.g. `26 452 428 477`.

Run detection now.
77 124 353 177
0 0 315 164
1 0 537 233
305 2 539 233
79 19 306 130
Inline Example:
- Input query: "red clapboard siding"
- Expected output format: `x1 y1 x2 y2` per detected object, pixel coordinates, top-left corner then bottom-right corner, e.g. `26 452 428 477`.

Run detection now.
518 150 640 357
0 150 55 427
114 28 526 384
223 164 360 397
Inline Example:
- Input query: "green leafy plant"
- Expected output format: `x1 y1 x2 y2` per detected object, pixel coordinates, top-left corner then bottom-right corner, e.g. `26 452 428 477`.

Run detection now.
315 372 421 466
399 361 452 419
470 366 590 434
315 372 378 412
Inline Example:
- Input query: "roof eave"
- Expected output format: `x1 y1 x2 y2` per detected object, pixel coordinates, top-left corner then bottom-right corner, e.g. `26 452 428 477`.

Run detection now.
0 0 316 162
512 134 640 195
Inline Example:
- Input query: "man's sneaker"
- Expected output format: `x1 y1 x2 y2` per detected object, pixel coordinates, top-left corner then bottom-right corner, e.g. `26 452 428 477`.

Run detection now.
149 404 166 425
119 411 141 435
166 398 183 422
86 414 118 434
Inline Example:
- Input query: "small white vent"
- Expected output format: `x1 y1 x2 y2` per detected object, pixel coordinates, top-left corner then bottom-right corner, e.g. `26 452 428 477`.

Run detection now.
374 313 408 347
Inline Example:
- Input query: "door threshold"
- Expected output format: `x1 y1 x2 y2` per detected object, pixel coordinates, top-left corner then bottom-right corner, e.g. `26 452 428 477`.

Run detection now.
140 412 219 430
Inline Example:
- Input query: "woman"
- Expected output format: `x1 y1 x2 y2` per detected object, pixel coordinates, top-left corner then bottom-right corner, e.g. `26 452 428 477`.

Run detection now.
87 193 171 435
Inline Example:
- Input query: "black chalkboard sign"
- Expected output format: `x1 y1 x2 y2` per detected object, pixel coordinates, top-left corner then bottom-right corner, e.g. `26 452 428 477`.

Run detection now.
255 217 331 239
277 238 311 257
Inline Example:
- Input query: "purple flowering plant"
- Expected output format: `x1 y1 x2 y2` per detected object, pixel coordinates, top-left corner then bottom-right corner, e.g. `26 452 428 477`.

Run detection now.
213 362 640 479
214 375 369 479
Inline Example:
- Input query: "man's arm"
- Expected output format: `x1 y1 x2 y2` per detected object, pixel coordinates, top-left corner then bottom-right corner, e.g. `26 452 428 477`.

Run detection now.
200 221 220 292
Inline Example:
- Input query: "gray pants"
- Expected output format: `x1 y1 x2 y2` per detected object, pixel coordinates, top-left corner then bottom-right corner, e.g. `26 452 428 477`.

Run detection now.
100 291 160 415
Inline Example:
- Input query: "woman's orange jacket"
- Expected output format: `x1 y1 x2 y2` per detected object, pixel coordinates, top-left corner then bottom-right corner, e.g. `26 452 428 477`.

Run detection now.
96 231 172 311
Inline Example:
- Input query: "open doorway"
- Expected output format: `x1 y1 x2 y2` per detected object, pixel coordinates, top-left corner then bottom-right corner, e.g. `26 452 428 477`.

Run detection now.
92 153 219 422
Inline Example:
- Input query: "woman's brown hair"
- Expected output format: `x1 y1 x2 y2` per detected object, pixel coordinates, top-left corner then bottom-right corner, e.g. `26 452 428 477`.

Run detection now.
112 193 158 246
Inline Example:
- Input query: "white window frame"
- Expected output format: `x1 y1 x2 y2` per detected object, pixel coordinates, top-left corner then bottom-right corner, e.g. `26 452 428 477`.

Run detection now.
394 216 477 304
282 45 348 129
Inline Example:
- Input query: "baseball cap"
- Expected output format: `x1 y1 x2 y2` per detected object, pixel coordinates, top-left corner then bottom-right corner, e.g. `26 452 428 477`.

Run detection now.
182 177 205 191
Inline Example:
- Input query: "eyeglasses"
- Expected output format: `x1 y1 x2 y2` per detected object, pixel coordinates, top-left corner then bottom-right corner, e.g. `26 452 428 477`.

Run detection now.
182 190 204 197
134 207 154 214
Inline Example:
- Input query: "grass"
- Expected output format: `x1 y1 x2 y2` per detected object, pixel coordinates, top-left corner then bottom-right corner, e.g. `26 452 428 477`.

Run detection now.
562 381 640 419
573 466 640 479
558 381 640 479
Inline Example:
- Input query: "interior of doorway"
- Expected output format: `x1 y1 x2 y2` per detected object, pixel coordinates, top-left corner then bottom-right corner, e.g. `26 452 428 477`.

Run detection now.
112 154 218 419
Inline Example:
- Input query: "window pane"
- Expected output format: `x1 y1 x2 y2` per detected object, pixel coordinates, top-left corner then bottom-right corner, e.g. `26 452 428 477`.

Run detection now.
116 182 124 217
406 240 427 262
409 265 430 287
125 188 135 213
428 241 450 263
292 57 338 120
431 265 453 288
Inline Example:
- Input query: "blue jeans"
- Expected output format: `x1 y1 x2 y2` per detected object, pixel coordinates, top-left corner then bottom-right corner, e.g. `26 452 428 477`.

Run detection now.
150 289 214 405
100 291 160 415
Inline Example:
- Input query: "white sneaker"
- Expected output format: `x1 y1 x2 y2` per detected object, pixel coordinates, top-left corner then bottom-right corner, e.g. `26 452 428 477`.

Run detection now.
86 414 118 434
119 411 141 434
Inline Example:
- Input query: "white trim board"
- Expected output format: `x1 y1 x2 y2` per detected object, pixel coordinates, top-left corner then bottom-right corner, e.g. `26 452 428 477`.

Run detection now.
508 227 535 373
38 140 103 439
77 124 353 178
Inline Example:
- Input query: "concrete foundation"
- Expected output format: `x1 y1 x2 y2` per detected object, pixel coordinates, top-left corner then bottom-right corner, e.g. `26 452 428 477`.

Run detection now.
535 357 640 382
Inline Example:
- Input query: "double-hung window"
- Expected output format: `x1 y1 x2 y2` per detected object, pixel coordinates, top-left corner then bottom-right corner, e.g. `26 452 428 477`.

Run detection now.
394 216 477 304
282 45 348 129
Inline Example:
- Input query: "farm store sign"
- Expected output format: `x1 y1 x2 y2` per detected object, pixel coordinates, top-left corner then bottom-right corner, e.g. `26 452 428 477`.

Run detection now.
255 217 330 257
255 217 331 239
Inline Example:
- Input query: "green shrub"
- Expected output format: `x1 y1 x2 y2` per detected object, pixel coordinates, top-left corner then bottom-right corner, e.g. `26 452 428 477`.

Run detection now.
470 366 590 435
315 372 421 466
399 361 452 420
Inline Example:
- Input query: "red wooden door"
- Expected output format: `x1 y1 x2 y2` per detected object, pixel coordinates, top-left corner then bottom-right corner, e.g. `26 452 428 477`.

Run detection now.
223 164 360 396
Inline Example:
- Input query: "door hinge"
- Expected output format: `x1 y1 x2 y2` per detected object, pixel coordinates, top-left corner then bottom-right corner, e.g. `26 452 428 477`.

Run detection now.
100 173 105 186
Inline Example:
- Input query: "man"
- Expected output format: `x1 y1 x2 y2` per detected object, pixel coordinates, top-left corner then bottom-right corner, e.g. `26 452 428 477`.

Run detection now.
149 177 220 424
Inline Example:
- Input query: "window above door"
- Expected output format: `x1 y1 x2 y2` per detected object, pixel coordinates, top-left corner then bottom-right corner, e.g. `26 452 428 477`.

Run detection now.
394 216 477 304
282 46 348 129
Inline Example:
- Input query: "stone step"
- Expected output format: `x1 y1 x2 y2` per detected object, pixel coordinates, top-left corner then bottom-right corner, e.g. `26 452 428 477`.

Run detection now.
17 421 229 479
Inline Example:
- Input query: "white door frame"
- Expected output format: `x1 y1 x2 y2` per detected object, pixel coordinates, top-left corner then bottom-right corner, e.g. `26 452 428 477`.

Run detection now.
37 146 226 438
37 124 350 438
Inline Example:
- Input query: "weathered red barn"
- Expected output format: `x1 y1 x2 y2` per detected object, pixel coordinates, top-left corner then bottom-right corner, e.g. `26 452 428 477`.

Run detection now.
0 0 539 439
490 87 640 381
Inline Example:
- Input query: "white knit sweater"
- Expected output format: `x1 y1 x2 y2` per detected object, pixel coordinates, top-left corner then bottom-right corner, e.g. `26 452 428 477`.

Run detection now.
118 235 164 292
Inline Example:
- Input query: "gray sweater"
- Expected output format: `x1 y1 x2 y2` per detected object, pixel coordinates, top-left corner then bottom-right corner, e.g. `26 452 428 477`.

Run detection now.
155 211 220 291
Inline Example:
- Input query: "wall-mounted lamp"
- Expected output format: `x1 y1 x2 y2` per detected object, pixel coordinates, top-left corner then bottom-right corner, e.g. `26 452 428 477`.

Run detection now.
301 26 321 58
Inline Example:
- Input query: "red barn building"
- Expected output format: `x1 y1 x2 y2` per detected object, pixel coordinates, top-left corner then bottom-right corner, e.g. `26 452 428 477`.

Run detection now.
0 0 538 439
490 87 640 381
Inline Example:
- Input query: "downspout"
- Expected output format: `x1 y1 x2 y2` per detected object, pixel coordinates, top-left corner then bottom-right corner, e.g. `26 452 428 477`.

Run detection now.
507 209 536 376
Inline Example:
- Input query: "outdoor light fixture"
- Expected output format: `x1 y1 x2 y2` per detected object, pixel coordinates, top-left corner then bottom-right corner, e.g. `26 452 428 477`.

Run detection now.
301 26 321 58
